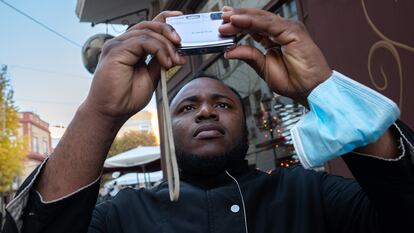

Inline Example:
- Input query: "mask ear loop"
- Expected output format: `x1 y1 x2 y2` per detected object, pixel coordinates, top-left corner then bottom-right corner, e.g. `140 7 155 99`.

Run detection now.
160 68 180 201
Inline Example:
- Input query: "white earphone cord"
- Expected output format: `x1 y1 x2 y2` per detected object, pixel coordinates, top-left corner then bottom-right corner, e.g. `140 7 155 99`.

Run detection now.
160 68 180 201
225 170 249 233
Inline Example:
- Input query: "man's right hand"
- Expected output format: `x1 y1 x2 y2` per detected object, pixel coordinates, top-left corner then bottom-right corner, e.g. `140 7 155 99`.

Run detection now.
35 11 186 202
84 11 186 123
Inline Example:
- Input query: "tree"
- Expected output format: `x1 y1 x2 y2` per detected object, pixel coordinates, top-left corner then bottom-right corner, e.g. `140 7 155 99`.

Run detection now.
108 130 157 157
0 65 27 193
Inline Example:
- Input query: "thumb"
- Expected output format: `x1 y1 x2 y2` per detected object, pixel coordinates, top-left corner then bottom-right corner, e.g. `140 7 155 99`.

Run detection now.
224 45 266 76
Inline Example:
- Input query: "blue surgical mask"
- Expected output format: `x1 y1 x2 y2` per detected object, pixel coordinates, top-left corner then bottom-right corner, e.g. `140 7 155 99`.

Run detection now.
290 71 400 169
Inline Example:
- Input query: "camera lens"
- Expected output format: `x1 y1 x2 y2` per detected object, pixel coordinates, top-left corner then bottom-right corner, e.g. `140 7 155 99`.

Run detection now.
210 12 222 20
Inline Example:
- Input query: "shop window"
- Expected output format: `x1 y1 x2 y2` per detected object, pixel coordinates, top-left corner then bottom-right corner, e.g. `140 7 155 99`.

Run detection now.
43 140 49 154
275 0 297 19
139 124 151 133
242 96 251 117
32 137 39 153
284 0 297 19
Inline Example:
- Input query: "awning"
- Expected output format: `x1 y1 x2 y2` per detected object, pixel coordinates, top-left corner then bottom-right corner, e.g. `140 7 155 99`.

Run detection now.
103 146 161 173
75 0 152 25
105 171 163 187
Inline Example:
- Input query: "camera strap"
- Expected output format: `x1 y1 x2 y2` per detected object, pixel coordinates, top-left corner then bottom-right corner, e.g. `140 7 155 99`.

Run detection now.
160 68 180 201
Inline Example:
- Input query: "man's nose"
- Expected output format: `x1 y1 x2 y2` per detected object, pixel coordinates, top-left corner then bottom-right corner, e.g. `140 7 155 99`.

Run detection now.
195 104 218 122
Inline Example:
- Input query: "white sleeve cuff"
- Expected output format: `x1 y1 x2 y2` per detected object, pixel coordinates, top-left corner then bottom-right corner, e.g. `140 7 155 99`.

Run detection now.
352 123 414 163
5 158 101 232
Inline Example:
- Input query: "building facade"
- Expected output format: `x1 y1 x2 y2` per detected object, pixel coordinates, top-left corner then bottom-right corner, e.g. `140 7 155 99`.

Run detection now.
18 112 52 183
116 110 160 144
118 111 154 135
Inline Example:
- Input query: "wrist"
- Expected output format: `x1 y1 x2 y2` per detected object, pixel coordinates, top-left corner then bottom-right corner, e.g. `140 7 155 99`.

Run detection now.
299 68 333 108
78 100 129 131
354 126 401 159
36 103 126 201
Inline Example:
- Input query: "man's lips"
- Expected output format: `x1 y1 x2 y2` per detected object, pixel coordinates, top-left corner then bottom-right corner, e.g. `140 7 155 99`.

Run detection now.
193 124 225 139
195 130 223 139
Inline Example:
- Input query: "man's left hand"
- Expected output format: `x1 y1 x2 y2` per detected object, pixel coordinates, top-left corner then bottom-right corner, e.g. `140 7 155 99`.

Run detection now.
220 7 332 107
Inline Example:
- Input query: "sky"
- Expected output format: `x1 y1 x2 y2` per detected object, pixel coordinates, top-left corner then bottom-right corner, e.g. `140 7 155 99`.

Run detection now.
0 0 157 139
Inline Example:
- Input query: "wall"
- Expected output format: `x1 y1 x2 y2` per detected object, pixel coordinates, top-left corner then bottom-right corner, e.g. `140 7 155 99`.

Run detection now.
296 0 413 177
297 0 413 129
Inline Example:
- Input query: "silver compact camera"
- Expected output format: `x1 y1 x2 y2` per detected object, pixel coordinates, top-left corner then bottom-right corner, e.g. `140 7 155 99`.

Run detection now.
166 12 236 55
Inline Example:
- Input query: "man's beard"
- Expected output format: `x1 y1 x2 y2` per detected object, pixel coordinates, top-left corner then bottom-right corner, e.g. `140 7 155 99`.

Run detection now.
175 129 249 178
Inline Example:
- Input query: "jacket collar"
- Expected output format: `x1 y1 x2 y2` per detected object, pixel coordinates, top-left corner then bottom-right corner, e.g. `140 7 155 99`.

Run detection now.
179 159 251 189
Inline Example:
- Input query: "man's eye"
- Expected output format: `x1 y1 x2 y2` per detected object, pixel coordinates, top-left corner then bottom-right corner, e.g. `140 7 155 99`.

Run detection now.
182 105 195 112
216 103 229 109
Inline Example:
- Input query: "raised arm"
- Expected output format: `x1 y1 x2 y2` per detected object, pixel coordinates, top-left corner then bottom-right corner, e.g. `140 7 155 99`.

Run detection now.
219 6 399 161
36 11 186 201
2 11 186 233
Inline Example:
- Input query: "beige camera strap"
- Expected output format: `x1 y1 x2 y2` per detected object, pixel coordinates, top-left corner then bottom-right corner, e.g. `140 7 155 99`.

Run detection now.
160 68 180 201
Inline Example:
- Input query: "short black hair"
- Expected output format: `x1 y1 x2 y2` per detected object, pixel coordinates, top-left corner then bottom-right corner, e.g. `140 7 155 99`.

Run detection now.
169 73 246 118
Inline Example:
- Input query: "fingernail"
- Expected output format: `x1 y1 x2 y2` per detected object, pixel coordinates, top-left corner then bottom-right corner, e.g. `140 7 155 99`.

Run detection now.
224 52 228 59
175 52 181 60
223 6 233 11
226 43 236 52
172 31 180 41
167 24 175 31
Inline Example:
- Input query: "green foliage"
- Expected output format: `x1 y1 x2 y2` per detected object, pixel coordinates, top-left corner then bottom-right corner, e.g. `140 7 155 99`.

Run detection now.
0 65 27 193
108 130 157 157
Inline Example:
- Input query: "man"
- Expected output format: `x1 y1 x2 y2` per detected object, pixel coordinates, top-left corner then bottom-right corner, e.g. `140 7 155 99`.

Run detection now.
2 7 414 233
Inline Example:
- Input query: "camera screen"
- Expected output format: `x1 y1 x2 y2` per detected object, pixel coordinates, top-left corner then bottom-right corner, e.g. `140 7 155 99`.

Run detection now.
166 12 234 48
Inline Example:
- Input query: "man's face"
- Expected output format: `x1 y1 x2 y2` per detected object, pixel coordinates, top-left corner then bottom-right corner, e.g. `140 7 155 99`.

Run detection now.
170 78 246 160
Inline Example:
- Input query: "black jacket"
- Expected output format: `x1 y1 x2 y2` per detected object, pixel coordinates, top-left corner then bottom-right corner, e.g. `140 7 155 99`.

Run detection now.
2 121 414 233
88 162 412 233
